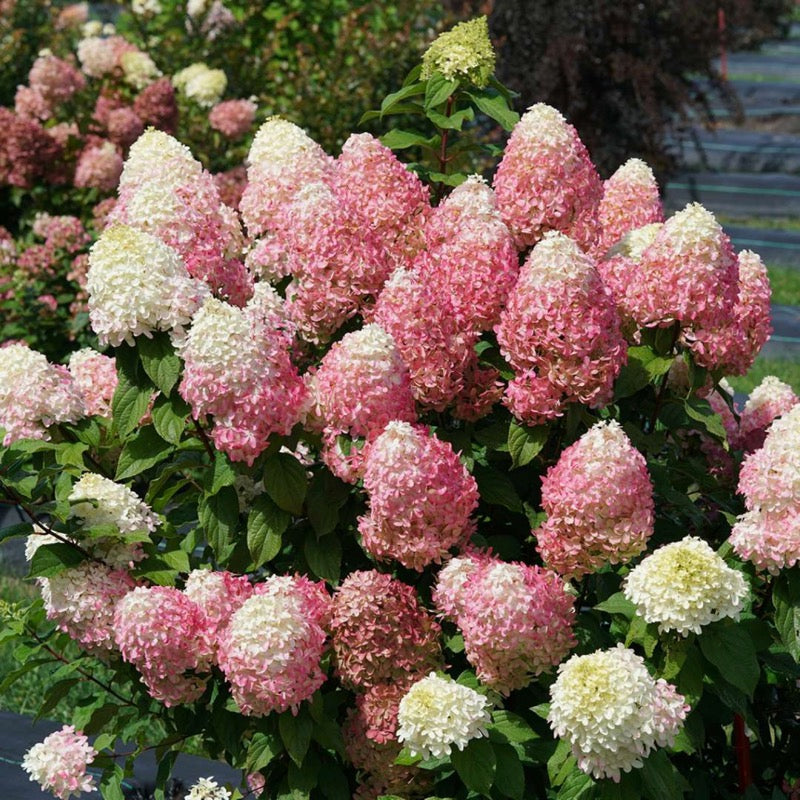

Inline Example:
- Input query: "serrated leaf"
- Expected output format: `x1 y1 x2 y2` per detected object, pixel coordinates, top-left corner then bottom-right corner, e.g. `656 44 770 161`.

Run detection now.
115 426 174 480
247 732 284 771
473 464 523 513
138 332 181 395
640 750 688 799
556 769 596 800
247 494 289 567
204 450 237 494
306 471 349 537
263 453 308 515
304 531 341 582
467 90 520 130
507 423 547 469
199 486 239 559
614 346 673 400
425 106 474 130
773 570 800 662
685 397 727 441
279 708 313 767
29 542 86 578
380 81 425 112
451 738 496 796
379 129 435 150
151 393 189 445
424 73 458 109
594 592 636 618
699 623 759 697
489 710 540 744
493 743 524 800
111 369 153 438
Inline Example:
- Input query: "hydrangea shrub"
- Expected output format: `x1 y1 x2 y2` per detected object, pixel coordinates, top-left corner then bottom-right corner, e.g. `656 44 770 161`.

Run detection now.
1 18 799 800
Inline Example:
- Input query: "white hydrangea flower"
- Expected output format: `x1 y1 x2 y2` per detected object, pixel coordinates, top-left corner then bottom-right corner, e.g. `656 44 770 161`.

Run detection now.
173 62 227 107
396 672 491 759
131 0 162 15
22 725 97 800
623 537 748 635
69 472 159 534
186 777 231 800
87 224 209 346
120 50 161 89
548 645 688 781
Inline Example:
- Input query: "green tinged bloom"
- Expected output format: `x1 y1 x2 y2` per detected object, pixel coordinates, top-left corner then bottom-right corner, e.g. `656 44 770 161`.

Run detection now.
421 17 495 88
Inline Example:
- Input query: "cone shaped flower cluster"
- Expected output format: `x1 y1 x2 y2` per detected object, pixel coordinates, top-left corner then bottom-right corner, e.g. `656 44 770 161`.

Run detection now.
22 725 96 800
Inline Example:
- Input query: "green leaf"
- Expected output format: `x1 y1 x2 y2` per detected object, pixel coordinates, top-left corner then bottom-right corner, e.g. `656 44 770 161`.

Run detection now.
56 442 88 469
640 750 688 799
138 332 181 396
493 743 524 800
263 453 308 515
556 769 596 800
699 623 759 697
304 531 342 583
247 494 289 567
773 569 800 662
507 423 547 469
425 107 474 130
451 737 496 796
204 450 237 494
614 346 673 400
115 426 174 480
29 542 85 578
473 464 523 513
424 73 459 109
198 486 239 559
151 393 189 446
279 708 313 767
111 369 153 438
594 592 636 618
306 471 349 537
685 397 727 441
466 90 520 130
380 81 425 113
489 710 540 744
247 731 284 771
379 129 435 151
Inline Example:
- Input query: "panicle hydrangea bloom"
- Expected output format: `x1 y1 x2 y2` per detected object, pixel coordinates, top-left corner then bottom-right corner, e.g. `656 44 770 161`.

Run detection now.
730 404 800 573
420 16 495 87
73 139 123 192
313 324 415 442
495 232 626 424
183 568 253 647
372 267 478 411
173 63 227 106
67 348 117 417
548 645 688 781
0 108 64 188
334 132 430 271
32 213 88 251
185 777 231 800
120 50 161 89
217 575 330 716
213 165 247 210
624 537 748 635
493 103 603 251
28 53 86 106
330 570 442 690
737 375 798 453
209 98 256 139
106 106 145 147
77 35 135 78
595 158 663 256
114 586 213 705
15 85 51 120
434 556 576 694
69 472 158 536
537 420 654 579
178 286 306 464
359 421 478 570
133 77 179 133
683 249 772 375
0 342 84 444
431 551 488 618
625 203 739 331
87 224 209 346
419 175 518 332
240 117 333 240
396 673 491 759
22 725 97 800
110 129 250 305
37 560 135 653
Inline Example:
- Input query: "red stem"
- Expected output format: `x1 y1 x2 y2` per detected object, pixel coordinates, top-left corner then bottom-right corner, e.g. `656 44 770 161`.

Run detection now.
733 713 752 794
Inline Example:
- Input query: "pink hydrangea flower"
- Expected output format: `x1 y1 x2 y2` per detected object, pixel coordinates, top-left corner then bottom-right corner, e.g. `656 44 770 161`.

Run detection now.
133 77 179 133
74 139 123 192
217 575 330 716
213 165 247 210
209 98 256 139
67 348 117 418
0 108 63 188
418 175 518 332
496 232 626 424
106 106 145 148
330 570 442 690
359 421 478 570
14 85 52 120
183 568 254 648
537 420 654 579
179 285 306 464
493 103 602 251
434 554 576 694
114 585 213 705
28 53 86 107
595 158 663 257
22 725 97 800
737 375 798 453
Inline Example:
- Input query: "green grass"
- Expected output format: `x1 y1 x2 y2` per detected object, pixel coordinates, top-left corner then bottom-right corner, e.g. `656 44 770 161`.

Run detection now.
728 355 800 395
716 214 800 232
767 264 800 304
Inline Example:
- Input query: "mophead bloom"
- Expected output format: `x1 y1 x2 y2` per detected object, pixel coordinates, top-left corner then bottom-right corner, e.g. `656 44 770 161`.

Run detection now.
330 570 442 690
495 232 626 424
548 645 688 781
179 286 307 464
419 175 518 332
22 725 97 800
217 575 330 716
493 103 603 251
359 421 478 570
87 224 209 346
396 673 491 760
736 375 798 453
434 555 576 694
537 420 654 579
596 158 663 256
114 586 213 706
623 537 748 635
0 342 84 444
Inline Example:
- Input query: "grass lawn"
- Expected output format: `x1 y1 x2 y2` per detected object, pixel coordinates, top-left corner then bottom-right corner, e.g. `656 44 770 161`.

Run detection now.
716 214 800 233
728 355 800 395
767 264 800 304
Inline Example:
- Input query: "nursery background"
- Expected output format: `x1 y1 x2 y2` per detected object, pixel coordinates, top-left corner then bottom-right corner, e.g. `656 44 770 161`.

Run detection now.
1 1 800 800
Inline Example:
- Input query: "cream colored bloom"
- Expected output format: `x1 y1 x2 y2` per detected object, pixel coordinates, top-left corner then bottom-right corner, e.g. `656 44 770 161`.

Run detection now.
421 17 495 87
